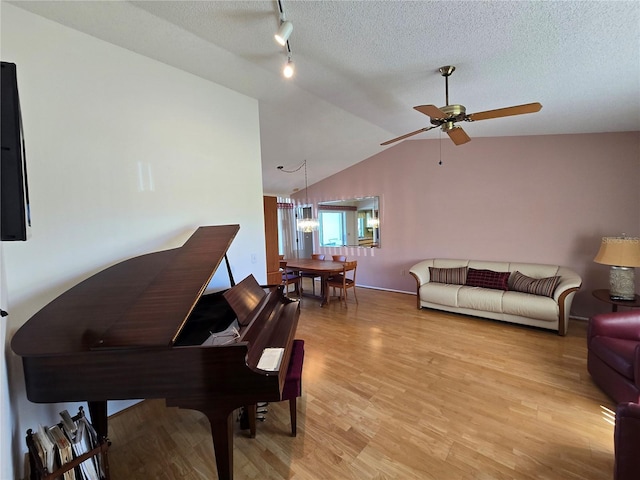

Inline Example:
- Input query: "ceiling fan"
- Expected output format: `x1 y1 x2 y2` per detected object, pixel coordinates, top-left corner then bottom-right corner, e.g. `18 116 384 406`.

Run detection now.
381 66 542 146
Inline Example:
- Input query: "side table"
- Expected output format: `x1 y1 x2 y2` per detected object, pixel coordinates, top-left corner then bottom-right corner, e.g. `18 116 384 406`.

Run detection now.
592 289 640 312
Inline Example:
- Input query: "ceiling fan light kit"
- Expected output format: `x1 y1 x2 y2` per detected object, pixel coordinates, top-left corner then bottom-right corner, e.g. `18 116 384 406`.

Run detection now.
382 65 542 146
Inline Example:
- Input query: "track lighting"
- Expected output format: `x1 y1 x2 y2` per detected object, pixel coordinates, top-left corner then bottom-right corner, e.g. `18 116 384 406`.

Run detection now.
275 0 295 79
275 20 293 46
283 57 294 78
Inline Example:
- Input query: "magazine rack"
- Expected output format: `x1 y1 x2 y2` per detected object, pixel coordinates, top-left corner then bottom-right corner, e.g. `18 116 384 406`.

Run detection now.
25 407 110 480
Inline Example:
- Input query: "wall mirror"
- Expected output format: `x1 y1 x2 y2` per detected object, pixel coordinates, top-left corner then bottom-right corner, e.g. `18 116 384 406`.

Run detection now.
317 196 380 248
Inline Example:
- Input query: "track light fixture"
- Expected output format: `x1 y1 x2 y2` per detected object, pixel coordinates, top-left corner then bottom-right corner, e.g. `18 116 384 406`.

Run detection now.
283 56 294 78
275 20 293 46
275 0 295 79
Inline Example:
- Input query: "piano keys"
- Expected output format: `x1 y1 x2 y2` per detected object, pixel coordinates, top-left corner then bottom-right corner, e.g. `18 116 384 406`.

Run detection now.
11 225 300 480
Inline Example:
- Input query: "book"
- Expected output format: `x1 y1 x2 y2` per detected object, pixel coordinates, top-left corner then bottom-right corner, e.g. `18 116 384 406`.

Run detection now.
48 425 75 480
78 416 104 479
60 410 100 480
35 424 56 473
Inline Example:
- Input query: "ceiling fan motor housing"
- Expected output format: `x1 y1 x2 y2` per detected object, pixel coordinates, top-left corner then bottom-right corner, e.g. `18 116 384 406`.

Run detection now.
430 104 467 126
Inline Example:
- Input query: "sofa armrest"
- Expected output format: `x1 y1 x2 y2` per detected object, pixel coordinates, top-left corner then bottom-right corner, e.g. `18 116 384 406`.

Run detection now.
409 260 434 286
553 267 582 302
588 311 640 342
614 402 640 480
409 260 435 309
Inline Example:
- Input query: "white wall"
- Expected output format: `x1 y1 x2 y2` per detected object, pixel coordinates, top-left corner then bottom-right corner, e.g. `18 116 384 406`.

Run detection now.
1 5 266 478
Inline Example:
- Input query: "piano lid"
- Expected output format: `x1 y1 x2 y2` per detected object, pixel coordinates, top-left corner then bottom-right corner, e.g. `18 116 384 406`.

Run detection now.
11 225 240 356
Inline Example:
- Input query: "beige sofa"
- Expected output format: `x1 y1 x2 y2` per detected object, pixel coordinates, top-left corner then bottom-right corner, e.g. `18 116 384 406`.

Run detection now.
409 259 582 335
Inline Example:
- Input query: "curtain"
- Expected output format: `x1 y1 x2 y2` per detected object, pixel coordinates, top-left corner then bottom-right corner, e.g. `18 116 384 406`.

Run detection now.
277 198 296 259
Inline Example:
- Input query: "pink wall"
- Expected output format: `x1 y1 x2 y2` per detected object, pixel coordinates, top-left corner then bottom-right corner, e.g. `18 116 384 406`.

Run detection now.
295 132 640 319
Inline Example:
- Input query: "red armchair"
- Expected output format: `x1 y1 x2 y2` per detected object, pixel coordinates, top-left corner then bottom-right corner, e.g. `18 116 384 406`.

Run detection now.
614 402 640 480
587 310 640 404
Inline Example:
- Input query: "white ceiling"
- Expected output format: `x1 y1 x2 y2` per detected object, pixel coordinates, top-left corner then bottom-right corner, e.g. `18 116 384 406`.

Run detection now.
9 1 640 195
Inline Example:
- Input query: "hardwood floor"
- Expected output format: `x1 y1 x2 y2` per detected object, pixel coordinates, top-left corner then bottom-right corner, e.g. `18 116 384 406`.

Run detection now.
107 286 615 479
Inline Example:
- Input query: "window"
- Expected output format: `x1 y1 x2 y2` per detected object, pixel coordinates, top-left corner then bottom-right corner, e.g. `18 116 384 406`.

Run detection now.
319 211 346 246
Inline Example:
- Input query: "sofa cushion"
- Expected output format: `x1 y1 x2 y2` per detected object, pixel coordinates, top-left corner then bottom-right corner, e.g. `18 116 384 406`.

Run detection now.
509 263 559 278
465 268 510 290
420 283 462 307
509 271 560 298
458 286 504 313
429 266 468 285
502 291 559 322
468 260 510 272
590 336 638 380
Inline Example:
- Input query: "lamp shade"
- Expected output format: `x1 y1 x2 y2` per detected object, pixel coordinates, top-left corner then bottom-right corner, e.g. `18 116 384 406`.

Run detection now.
594 236 640 267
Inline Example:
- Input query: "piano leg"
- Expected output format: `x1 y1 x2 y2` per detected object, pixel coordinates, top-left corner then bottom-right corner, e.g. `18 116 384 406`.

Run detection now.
204 410 234 480
88 400 109 439
167 398 238 480
248 405 257 438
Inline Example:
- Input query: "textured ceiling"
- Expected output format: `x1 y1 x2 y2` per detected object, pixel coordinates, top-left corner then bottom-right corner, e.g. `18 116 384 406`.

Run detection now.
8 1 640 195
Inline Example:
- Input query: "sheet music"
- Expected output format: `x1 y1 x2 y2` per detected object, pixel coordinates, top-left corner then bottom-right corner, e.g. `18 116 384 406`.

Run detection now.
257 347 284 371
202 319 240 346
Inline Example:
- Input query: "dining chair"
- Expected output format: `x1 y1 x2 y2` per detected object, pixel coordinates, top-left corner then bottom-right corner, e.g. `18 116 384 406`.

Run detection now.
327 261 358 306
332 255 347 262
301 254 325 295
280 260 301 297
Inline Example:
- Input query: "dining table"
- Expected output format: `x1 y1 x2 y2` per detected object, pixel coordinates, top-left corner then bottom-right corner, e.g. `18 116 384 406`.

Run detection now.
281 258 346 306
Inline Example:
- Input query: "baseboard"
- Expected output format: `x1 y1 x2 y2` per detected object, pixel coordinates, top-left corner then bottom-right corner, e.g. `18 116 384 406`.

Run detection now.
355 284 415 295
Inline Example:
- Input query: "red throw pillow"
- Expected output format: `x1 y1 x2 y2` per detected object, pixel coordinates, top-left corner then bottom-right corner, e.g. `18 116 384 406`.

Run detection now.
465 268 510 290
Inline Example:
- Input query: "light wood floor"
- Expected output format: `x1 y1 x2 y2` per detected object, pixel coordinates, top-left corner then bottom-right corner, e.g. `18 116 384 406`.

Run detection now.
107 286 615 480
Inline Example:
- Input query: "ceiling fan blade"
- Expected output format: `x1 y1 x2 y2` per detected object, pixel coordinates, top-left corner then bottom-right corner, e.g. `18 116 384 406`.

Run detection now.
446 126 471 145
467 102 542 121
380 126 436 146
414 105 447 119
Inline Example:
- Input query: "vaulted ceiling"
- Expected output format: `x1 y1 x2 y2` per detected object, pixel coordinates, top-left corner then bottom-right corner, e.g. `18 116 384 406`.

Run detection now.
9 1 640 194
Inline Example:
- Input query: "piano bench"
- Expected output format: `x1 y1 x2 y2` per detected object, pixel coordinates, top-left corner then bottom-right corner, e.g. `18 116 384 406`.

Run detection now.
249 339 305 437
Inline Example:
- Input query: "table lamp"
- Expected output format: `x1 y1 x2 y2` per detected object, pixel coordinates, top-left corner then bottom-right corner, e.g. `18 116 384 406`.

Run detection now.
594 235 640 300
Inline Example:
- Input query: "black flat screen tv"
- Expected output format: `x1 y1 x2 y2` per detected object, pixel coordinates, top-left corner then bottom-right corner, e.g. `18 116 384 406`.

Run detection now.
1 61 30 241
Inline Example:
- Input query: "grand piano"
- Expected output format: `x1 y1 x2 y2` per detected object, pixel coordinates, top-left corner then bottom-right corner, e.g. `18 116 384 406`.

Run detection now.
11 224 300 480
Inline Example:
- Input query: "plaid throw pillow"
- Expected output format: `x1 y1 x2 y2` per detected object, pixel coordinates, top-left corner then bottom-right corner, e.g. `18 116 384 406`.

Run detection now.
465 268 510 290
429 266 468 285
510 271 560 298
